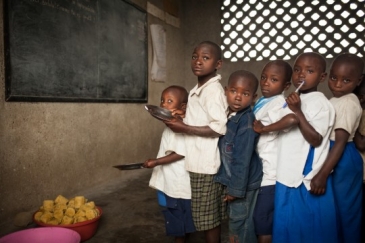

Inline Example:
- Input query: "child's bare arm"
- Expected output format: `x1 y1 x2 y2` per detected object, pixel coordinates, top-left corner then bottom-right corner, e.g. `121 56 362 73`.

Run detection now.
310 129 349 195
164 119 221 137
253 115 298 133
143 152 184 168
354 130 365 152
287 92 323 147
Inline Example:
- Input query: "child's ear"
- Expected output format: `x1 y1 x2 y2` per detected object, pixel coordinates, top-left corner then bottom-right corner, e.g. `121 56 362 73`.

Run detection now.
215 59 223 70
357 74 364 86
253 93 258 101
180 103 187 112
224 86 228 96
319 72 327 83
284 81 291 91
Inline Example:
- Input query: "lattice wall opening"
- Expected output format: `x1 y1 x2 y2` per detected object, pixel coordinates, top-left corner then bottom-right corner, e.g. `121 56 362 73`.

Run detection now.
221 0 365 62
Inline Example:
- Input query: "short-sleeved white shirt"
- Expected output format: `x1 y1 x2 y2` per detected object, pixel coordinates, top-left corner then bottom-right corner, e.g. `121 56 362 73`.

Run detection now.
184 74 228 174
271 92 335 190
329 93 362 141
255 94 286 186
149 127 191 199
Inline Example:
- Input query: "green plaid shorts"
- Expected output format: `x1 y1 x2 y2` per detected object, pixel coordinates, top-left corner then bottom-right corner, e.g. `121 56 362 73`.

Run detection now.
189 172 226 231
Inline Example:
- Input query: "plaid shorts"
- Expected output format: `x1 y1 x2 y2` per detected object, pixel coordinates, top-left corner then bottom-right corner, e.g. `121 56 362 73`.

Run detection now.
189 172 226 231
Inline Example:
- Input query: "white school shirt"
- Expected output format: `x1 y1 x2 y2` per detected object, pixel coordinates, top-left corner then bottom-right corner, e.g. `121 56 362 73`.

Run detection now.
271 92 335 190
329 93 362 142
149 127 191 199
184 74 228 174
255 94 286 186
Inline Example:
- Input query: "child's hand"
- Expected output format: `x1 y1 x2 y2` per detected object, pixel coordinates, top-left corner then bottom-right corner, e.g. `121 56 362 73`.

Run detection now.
171 109 185 119
143 159 158 168
164 118 187 133
310 172 327 195
223 194 236 202
286 92 301 113
253 119 265 133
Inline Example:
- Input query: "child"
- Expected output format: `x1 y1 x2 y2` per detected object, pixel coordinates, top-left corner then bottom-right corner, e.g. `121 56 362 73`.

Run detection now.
252 60 292 243
353 74 365 242
143 85 196 243
214 70 262 243
165 41 228 243
253 52 338 243
310 54 364 243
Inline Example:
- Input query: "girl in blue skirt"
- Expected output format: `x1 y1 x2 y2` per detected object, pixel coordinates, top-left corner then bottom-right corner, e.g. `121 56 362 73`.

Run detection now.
310 53 364 243
254 52 339 243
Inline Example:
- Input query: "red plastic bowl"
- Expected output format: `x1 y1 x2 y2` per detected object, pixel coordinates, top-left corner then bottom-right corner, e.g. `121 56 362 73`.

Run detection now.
33 206 102 242
0 227 81 243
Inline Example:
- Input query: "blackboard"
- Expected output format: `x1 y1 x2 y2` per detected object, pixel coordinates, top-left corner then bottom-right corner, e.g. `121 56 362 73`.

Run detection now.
4 0 148 103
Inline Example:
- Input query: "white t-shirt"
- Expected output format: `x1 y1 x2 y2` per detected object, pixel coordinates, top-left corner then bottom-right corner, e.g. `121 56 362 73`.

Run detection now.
255 94 286 186
271 92 335 190
329 93 362 142
149 127 191 199
184 74 228 174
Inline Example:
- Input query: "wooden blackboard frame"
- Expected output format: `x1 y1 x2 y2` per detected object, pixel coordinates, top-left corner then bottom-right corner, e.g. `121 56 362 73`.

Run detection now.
4 0 148 103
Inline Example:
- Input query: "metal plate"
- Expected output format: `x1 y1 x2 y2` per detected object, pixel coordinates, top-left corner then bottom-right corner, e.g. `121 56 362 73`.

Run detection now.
113 163 144 170
145 105 173 121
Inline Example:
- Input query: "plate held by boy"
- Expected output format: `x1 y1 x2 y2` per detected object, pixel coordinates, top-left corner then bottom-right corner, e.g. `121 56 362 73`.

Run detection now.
145 104 174 121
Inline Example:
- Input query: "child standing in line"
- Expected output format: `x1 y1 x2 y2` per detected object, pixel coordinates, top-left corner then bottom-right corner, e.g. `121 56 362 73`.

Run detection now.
143 85 196 243
353 74 365 242
165 41 228 243
310 54 364 243
252 60 292 243
253 52 338 243
214 70 262 243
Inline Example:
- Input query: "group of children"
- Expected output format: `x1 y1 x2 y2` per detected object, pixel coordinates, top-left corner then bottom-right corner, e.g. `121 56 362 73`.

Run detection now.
143 40 365 243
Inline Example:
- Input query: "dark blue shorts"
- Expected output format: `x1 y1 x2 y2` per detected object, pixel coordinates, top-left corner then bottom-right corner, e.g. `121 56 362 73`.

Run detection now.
253 185 275 235
161 193 196 237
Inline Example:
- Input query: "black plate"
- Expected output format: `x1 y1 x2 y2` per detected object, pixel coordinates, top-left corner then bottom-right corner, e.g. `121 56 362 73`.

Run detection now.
145 105 173 121
113 163 144 170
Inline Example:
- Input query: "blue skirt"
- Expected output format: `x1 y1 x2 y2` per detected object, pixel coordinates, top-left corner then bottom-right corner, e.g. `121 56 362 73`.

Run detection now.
273 146 339 243
331 141 362 243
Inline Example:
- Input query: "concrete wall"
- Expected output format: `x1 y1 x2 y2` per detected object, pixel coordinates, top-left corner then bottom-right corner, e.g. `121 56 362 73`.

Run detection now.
0 0 186 225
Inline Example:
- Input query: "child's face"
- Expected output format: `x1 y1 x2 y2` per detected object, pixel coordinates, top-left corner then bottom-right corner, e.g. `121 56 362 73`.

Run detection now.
260 63 290 98
191 44 221 81
225 77 256 113
292 55 326 93
328 61 363 98
160 89 183 112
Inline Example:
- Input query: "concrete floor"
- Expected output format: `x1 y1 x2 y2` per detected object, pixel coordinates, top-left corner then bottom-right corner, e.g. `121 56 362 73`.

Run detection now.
0 169 229 243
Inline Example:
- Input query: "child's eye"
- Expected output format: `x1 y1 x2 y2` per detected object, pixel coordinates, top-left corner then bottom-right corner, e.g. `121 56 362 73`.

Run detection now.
307 70 314 74
244 93 250 96
203 56 209 60
271 78 278 82
330 76 336 81
343 79 351 83
293 68 299 72
192 56 197 60
261 76 266 80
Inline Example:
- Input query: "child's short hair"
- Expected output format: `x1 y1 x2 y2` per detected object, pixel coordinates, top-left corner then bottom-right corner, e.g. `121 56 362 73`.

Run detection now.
163 85 188 104
332 53 364 75
264 60 292 84
296 52 327 72
197 41 222 60
228 70 259 93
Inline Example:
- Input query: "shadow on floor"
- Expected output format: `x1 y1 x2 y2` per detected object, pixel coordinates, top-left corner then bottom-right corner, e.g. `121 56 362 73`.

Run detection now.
0 169 229 243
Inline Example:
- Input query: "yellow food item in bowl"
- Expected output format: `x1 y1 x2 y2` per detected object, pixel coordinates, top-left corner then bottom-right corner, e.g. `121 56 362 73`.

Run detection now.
34 195 99 225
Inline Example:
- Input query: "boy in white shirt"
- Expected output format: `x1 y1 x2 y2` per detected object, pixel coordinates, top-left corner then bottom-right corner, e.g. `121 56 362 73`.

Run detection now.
144 85 195 243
